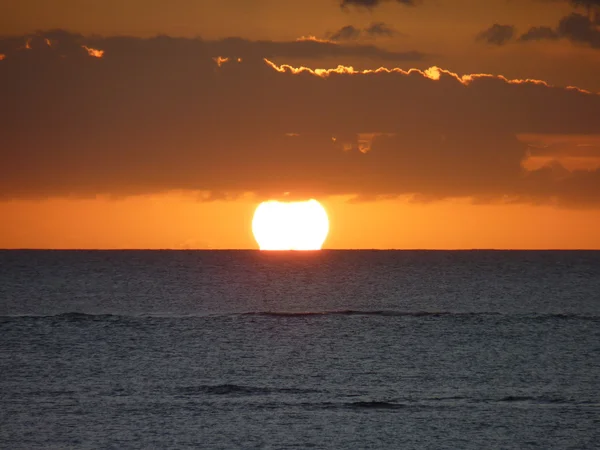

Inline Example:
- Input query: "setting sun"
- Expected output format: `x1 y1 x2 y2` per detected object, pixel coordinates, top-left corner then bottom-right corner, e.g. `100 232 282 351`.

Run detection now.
252 199 329 250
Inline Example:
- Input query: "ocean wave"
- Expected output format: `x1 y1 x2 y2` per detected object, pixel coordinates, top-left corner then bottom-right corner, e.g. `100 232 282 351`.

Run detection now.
0 312 122 321
239 310 600 321
56 312 120 320
296 396 597 411
496 395 589 404
176 384 318 396
294 400 407 411
347 400 406 410
0 311 598 321
241 310 494 318
424 395 467 401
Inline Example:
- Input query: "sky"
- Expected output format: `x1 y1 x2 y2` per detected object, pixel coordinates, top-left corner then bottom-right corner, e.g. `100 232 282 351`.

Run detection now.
1 0 600 249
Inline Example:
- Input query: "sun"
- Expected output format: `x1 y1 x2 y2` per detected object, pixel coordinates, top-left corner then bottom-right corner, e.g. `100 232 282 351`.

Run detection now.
252 199 329 250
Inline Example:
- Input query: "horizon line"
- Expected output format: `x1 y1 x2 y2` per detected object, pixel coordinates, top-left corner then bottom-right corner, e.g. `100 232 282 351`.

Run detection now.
1 248 599 252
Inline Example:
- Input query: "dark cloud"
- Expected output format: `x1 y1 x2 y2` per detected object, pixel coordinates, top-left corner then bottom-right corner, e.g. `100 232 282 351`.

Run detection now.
568 0 600 10
1 31 600 207
340 0 418 9
519 133 600 158
540 0 600 10
519 26 559 41
328 25 362 41
0 31 425 64
365 22 398 37
215 36 421 60
327 22 398 41
476 24 516 46
520 13 600 48
558 12 600 47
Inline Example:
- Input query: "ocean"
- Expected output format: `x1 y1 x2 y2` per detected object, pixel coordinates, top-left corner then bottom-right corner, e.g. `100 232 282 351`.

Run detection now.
1 250 599 449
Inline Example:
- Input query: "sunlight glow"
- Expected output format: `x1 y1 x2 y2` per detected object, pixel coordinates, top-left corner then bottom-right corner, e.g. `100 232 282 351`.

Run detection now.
262 59 593 94
82 46 104 58
213 56 229 67
252 199 329 250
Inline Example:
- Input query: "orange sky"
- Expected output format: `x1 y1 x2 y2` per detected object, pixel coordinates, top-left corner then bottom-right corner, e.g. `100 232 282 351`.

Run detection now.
1 0 600 249
2 195 600 249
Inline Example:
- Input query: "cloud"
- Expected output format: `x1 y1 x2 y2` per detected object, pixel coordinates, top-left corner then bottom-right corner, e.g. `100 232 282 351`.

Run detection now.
340 0 418 9
519 133 600 158
519 26 559 41
0 31 426 64
476 24 516 45
558 12 600 47
568 0 600 10
520 13 600 48
1 31 600 208
540 0 600 11
365 22 398 37
328 22 398 41
328 25 362 41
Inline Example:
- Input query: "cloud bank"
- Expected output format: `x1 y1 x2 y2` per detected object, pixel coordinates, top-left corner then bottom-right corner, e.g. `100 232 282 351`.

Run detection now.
519 1 600 48
521 13 600 48
328 22 398 41
1 31 600 207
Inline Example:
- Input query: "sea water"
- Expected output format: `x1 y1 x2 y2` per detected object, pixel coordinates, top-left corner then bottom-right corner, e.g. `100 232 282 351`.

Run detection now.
1 250 599 449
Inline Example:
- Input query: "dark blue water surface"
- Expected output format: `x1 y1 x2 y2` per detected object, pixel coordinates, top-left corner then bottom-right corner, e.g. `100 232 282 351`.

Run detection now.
1 250 599 449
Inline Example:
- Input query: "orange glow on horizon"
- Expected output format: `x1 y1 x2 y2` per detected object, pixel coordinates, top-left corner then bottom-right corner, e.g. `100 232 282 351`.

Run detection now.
1 194 600 249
